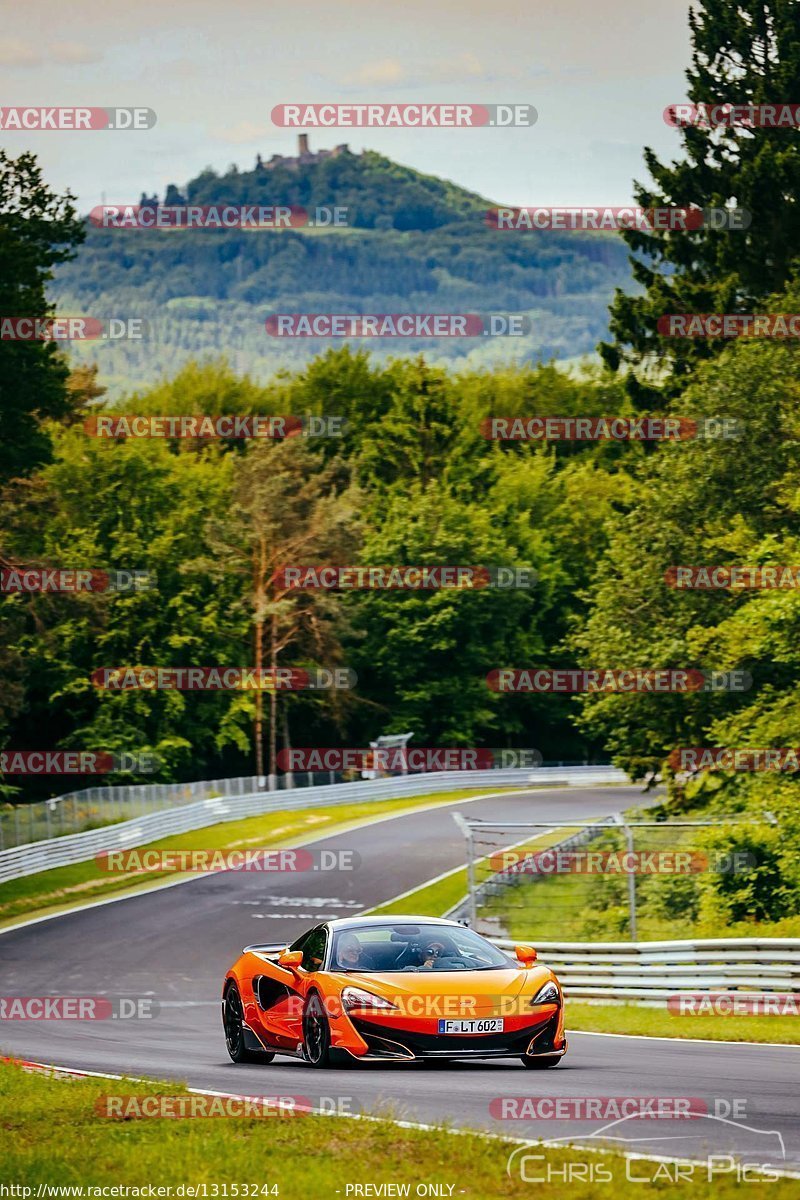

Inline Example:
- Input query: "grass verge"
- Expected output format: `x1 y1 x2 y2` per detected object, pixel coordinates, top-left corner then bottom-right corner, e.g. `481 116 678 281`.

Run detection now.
0 789 504 929
1 1059 794 1197
369 827 571 918
567 1001 800 1045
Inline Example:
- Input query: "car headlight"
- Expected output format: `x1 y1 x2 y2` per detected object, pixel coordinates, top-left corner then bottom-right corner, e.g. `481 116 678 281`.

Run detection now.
341 986 397 1012
531 981 560 1006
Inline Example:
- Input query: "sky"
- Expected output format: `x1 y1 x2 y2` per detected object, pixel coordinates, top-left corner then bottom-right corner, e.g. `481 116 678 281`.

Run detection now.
0 0 693 213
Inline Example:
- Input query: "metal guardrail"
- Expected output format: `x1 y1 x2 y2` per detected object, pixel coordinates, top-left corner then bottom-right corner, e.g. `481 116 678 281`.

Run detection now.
0 772 336 850
0 765 630 885
490 937 800 1000
0 762 624 850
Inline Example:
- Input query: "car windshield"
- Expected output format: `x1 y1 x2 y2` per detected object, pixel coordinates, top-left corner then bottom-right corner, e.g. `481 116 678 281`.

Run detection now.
330 923 513 972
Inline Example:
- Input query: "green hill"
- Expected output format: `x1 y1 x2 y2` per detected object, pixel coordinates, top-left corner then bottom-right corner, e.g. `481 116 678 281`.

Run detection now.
52 144 633 394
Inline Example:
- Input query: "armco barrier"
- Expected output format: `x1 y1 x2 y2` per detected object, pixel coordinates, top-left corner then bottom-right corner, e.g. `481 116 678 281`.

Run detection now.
490 937 800 1001
0 765 629 885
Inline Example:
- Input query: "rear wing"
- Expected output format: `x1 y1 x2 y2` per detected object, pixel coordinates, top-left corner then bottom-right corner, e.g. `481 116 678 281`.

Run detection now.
242 942 287 956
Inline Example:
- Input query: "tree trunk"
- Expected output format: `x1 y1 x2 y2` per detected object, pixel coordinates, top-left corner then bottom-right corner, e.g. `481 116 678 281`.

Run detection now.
281 698 294 788
253 537 266 783
269 608 278 780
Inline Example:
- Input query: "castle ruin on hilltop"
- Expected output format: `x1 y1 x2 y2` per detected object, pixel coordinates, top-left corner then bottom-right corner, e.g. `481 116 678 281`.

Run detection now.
255 135 352 171
137 137 355 208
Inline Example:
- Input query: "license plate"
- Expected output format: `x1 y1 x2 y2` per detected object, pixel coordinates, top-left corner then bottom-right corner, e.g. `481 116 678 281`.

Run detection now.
437 1018 504 1034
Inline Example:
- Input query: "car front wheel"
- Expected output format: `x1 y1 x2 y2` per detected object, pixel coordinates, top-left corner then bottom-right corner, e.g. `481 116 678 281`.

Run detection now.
303 992 332 1067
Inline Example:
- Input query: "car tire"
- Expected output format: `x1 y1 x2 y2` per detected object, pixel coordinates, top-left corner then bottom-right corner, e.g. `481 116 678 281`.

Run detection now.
223 982 275 1064
521 1053 562 1069
303 991 332 1068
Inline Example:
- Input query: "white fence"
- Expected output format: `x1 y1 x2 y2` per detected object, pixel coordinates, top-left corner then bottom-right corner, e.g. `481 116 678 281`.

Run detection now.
0 763 626 849
0 765 629 885
491 937 800 1001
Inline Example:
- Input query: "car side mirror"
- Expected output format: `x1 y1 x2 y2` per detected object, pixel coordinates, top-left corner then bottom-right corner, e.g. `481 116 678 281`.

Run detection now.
515 944 537 966
277 950 304 972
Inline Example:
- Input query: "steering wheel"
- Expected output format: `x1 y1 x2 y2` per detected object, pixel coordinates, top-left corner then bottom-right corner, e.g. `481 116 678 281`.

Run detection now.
394 940 419 968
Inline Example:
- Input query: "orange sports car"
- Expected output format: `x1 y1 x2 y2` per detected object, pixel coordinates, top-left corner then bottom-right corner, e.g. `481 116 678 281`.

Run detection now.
222 916 566 1068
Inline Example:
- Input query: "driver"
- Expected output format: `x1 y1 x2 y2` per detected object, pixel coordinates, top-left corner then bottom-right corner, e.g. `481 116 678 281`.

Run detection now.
335 932 377 971
420 940 447 969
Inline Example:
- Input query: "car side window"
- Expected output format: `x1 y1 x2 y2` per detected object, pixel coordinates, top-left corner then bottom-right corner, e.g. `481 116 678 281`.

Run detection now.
289 930 311 954
301 926 327 972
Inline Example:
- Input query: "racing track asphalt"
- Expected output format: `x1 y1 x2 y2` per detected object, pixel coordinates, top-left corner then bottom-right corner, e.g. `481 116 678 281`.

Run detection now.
1 785 798 1175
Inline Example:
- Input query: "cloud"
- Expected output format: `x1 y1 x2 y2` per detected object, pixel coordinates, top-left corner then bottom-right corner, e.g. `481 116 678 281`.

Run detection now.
50 42 102 65
0 37 41 67
0 38 100 67
210 120 271 144
340 52 497 88
342 58 410 87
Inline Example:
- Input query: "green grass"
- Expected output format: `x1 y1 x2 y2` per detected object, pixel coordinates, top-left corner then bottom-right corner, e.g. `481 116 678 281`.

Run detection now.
0 789 506 928
369 828 573 919
2 1059 794 1197
369 863 470 917
567 1001 800 1044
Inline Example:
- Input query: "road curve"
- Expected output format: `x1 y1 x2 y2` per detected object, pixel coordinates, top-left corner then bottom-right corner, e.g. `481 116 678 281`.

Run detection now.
1 786 797 1173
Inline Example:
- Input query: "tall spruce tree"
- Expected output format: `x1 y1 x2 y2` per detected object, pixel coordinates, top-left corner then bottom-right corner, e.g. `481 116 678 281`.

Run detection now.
0 151 84 484
601 0 800 399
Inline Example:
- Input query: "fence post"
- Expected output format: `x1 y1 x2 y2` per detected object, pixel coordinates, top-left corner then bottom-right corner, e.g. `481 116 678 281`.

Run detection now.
452 813 477 927
613 812 637 941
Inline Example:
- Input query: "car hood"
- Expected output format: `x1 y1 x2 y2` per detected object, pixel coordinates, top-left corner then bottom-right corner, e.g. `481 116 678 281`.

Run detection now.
328 965 553 1000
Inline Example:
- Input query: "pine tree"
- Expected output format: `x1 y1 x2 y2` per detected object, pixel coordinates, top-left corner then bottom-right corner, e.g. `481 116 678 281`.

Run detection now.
0 152 84 483
601 0 800 398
